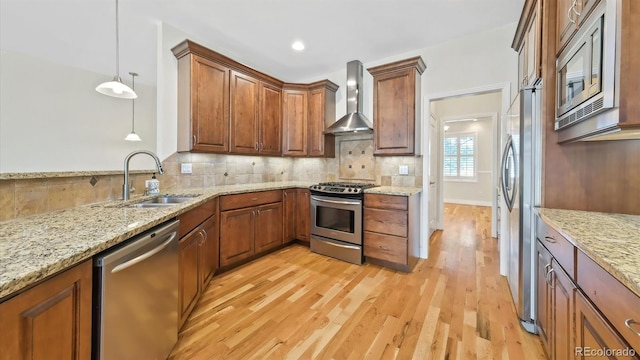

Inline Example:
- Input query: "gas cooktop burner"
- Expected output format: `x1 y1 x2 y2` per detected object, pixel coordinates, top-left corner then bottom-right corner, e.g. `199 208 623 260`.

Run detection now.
310 182 378 195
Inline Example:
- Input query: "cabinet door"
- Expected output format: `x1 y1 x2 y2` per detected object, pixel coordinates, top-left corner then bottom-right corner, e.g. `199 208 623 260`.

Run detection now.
518 41 527 90
282 89 308 156
372 68 416 155
220 207 256 266
536 242 553 357
557 0 577 54
296 189 310 243
199 216 218 289
551 260 576 360
525 3 541 86
230 70 259 154
192 56 230 152
308 88 336 157
0 261 92 360
179 230 200 328
575 291 634 360
259 82 282 155
255 202 284 253
283 189 297 244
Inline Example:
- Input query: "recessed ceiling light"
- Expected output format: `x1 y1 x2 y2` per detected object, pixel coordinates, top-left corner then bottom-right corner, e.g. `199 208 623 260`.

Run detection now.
291 41 305 51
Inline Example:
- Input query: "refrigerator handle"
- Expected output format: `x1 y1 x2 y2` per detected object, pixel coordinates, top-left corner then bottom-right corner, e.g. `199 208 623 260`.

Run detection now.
500 135 514 212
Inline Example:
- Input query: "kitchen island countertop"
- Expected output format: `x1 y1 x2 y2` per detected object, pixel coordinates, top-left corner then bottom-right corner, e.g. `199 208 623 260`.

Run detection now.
538 208 640 298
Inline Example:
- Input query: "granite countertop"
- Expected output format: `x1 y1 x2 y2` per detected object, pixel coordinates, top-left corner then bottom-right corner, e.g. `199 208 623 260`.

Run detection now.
538 208 640 298
0 181 419 299
365 186 422 196
0 181 315 299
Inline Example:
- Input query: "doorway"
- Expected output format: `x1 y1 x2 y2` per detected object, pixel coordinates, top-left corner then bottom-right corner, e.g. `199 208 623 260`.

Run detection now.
421 83 511 259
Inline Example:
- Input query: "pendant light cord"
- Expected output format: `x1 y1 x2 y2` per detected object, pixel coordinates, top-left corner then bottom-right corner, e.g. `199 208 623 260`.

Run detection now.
130 72 138 131
115 0 120 78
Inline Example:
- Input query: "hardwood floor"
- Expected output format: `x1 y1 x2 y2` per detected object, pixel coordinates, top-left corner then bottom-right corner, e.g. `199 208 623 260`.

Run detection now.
169 204 547 359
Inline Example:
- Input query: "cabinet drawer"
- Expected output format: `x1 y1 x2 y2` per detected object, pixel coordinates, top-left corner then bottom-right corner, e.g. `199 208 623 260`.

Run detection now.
537 216 575 278
220 190 282 211
364 208 407 237
178 200 215 238
364 194 408 211
364 231 407 265
577 250 640 351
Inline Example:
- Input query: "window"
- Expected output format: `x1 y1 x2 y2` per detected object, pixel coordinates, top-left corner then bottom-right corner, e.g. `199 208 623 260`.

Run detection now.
444 132 477 180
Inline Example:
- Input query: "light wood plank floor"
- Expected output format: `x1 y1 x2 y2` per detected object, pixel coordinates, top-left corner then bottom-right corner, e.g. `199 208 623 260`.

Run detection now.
169 204 547 359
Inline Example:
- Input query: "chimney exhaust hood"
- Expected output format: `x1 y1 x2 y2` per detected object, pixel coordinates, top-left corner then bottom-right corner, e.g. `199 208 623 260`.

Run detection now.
324 60 373 135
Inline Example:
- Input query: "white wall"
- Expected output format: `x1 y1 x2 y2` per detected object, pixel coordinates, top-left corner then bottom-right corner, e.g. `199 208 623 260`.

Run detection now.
0 50 158 172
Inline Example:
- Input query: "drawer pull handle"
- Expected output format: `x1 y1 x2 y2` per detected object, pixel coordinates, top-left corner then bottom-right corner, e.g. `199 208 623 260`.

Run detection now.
544 236 556 243
379 246 390 251
252 197 259 201
625 319 640 336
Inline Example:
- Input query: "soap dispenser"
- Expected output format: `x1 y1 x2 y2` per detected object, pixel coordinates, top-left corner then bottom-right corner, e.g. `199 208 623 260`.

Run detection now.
148 173 160 195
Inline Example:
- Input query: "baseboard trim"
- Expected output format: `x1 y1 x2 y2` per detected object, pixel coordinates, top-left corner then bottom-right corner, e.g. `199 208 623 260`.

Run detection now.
444 198 492 207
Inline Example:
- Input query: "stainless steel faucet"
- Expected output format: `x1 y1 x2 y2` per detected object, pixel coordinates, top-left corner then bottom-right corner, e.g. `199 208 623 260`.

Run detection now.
123 150 164 201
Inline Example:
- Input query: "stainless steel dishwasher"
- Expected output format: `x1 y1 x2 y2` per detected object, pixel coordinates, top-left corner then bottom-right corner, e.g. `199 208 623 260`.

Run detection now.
94 219 179 360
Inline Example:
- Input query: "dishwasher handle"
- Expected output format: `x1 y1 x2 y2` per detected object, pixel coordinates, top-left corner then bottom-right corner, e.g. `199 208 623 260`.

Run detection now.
111 231 177 274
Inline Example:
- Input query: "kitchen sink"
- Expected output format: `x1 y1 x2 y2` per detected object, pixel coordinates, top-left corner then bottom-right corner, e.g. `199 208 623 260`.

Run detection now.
127 195 199 208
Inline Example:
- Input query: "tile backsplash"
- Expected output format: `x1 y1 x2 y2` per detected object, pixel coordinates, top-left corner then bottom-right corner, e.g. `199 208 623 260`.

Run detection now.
1 139 423 221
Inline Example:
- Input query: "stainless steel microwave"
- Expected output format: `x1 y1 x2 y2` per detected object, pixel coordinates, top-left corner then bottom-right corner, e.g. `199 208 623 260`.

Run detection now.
555 0 616 130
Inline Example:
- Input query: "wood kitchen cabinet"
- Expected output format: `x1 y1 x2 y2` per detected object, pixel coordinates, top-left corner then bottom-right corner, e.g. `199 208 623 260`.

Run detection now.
307 81 337 157
282 81 338 158
230 71 282 155
283 188 297 244
0 260 92 360
282 88 308 156
174 48 230 153
574 290 636 360
363 193 420 272
178 200 218 329
513 0 542 88
219 190 284 268
367 57 426 156
295 188 310 244
556 0 600 54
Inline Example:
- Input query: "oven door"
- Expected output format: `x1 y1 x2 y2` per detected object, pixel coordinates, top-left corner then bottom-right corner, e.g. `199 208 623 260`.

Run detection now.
310 194 362 245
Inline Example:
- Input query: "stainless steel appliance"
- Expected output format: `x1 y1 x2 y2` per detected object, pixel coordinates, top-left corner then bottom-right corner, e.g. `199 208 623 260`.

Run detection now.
324 60 374 135
500 86 542 334
309 182 377 264
94 219 179 360
555 0 616 131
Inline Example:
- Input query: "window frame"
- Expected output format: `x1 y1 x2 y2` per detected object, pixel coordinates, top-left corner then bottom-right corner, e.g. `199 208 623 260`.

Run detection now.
443 131 478 182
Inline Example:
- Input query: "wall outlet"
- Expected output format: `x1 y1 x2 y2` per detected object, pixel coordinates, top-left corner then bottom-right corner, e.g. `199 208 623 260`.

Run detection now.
181 163 193 174
399 165 409 175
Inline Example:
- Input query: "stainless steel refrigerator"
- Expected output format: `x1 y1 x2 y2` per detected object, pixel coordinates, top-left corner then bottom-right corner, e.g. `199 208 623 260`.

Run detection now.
500 86 542 334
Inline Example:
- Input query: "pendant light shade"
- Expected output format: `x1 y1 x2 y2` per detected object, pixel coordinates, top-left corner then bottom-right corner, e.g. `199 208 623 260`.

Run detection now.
125 72 142 141
96 0 137 99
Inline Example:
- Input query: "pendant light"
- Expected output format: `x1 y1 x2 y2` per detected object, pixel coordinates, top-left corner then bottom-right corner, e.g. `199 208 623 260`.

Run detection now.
124 72 142 141
96 0 137 99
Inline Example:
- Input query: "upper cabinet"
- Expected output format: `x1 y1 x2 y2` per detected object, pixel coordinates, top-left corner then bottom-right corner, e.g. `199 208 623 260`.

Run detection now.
513 0 543 89
229 71 282 155
282 81 338 158
173 40 337 156
368 57 426 156
556 0 600 54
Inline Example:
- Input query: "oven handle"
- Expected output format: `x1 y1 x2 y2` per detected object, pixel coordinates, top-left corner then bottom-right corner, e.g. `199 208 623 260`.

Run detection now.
314 237 361 250
311 196 361 206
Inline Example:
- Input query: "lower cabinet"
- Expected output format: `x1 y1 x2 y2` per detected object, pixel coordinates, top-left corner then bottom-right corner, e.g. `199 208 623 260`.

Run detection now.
295 188 310 244
0 260 93 360
575 290 635 360
219 190 283 267
363 193 419 272
178 200 218 329
283 189 297 244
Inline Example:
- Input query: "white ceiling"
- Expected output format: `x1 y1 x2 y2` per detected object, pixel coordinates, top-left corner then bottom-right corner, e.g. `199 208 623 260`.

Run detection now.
0 0 524 85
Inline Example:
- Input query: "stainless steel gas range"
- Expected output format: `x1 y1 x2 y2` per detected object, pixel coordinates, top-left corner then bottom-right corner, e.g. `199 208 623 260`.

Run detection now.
309 182 378 265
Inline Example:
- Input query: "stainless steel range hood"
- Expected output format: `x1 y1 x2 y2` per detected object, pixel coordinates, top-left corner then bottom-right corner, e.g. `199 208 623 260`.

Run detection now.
324 60 373 135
